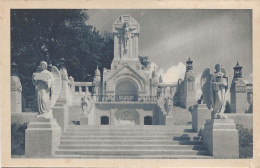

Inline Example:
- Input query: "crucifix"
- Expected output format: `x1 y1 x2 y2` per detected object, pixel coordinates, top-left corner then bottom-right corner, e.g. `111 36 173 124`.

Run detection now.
115 22 137 54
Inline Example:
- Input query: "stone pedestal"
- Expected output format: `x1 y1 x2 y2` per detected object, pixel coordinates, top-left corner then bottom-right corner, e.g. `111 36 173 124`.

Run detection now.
11 112 37 124
25 118 61 158
185 99 197 110
165 115 174 125
192 104 211 132
80 115 88 125
52 103 68 131
202 119 239 158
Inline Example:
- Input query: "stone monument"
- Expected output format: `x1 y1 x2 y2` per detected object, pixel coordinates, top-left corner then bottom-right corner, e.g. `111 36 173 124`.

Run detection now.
80 89 95 125
199 64 239 158
25 61 62 157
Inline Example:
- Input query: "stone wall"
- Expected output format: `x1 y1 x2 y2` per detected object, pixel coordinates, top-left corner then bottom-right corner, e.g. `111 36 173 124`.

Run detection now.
226 113 253 129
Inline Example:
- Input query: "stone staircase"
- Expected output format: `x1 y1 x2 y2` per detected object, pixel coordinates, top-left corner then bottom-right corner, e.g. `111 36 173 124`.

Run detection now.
55 107 211 159
55 126 210 158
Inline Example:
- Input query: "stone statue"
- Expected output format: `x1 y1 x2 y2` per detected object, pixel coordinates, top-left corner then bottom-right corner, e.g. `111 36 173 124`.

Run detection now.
32 61 61 118
201 64 228 119
164 97 173 115
81 93 94 116
115 22 137 53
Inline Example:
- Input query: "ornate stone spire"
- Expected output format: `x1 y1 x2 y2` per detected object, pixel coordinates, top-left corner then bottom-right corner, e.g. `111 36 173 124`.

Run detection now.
186 57 193 71
95 65 100 76
233 61 243 78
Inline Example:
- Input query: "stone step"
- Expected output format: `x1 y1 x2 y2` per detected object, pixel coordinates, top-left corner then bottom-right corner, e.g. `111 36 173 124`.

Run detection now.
54 154 212 159
58 144 206 150
55 149 209 156
67 125 192 129
66 126 194 132
60 140 204 145
60 135 200 141
62 132 198 137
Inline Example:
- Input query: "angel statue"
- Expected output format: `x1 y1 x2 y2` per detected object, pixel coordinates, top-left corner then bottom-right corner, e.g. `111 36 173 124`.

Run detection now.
32 61 61 119
201 64 228 119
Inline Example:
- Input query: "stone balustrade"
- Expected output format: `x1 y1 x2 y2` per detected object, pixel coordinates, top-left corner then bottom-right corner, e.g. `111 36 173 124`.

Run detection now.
96 95 157 103
73 82 93 95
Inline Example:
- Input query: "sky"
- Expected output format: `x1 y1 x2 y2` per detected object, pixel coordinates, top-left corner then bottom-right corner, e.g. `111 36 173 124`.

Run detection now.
86 9 252 89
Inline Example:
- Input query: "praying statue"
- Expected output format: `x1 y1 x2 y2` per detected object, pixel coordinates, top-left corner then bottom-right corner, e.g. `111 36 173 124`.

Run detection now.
201 64 228 119
32 61 61 119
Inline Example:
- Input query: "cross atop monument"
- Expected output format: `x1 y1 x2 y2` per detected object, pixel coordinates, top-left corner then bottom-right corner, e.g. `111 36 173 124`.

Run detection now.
113 15 140 61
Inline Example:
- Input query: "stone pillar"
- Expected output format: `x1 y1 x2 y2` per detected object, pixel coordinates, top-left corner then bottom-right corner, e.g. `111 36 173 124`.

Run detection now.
192 104 211 132
11 62 22 113
230 78 248 113
202 119 239 158
80 115 88 125
25 118 61 158
11 76 22 113
52 103 68 131
184 58 197 109
165 115 174 125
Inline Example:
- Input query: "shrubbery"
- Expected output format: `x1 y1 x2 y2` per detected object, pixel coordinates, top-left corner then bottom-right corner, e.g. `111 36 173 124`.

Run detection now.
236 124 253 158
11 123 27 155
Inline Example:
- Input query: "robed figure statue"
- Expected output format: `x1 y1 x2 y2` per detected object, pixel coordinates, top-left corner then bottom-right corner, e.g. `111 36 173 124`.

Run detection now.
201 64 228 119
32 61 61 119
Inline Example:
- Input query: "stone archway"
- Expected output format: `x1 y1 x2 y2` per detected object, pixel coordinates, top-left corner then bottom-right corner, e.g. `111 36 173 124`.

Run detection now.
115 79 138 101
114 109 139 125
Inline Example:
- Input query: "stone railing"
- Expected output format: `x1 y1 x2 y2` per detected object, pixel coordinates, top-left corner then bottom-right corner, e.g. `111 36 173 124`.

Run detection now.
158 83 177 97
73 82 93 95
96 95 158 103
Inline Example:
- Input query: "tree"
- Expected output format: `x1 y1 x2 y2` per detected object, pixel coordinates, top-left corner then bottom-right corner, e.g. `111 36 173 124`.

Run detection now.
138 56 151 69
11 9 114 104
224 101 231 113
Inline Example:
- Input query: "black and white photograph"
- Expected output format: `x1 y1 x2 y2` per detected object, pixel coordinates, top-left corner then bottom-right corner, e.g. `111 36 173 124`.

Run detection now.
2 3 258 166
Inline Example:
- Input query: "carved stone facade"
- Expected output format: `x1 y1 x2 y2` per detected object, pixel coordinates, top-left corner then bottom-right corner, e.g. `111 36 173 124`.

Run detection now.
230 62 252 113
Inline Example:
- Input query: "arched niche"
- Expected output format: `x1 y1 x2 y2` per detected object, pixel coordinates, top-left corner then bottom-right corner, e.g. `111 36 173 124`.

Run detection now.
144 116 153 125
101 116 109 125
115 78 138 101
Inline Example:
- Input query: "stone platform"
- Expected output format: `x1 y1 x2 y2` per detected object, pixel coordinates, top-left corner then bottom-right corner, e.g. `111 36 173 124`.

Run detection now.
25 118 61 158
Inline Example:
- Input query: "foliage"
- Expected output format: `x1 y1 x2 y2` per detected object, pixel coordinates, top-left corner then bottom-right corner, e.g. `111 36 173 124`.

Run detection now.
138 56 151 69
224 101 231 113
11 9 114 103
11 123 28 155
236 124 253 158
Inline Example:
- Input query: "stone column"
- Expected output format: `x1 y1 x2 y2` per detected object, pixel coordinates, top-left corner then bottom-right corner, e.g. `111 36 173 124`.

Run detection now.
52 103 68 131
202 119 239 158
11 75 22 113
192 104 211 132
11 62 22 113
25 118 61 158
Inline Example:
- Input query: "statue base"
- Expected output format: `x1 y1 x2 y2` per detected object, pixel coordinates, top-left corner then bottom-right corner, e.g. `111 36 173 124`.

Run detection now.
192 104 211 132
80 114 88 125
202 119 239 158
25 118 61 158
52 103 69 131
165 115 174 125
